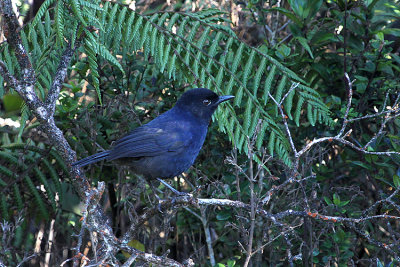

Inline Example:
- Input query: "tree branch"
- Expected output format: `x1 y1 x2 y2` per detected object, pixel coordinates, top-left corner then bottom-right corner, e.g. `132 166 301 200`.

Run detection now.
45 44 76 115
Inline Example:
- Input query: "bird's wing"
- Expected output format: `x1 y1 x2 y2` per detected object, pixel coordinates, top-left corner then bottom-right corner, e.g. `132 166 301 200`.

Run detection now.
106 126 189 161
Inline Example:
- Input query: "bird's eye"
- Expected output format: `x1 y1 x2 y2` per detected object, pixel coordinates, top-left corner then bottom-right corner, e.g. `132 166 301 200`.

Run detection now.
203 99 211 106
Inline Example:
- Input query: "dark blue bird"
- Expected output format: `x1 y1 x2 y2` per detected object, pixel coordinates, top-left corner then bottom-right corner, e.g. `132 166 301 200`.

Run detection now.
72 88 234 180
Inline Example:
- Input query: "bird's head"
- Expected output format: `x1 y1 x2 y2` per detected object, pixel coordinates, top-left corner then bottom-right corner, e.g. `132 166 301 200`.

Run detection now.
174 88 234 124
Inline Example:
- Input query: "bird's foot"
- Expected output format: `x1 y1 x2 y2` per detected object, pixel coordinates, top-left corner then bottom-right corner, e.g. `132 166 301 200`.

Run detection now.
156 202 163 213
154 195 164 213
157 178 188 196
149 183 164 213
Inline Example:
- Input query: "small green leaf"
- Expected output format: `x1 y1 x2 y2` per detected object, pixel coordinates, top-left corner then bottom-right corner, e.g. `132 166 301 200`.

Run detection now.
216 211 231 221
393 175 400 188
296 36 314 58
323 196 332 205
350 161 371 170
333 193 340 206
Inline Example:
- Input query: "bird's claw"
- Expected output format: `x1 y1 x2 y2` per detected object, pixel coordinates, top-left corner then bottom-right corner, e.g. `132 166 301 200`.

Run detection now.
156 201 163 213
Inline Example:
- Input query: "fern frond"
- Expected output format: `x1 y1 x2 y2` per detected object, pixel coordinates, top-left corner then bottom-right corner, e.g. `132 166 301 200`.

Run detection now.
256 120 268 150
13 184 24 211
284 87 296 120
307 103 316 126
268 131 276 156
263 65 277 104
274 75 287 115
0 195 9 221
55 0 65 45
18 104 30 142
294 96 305 127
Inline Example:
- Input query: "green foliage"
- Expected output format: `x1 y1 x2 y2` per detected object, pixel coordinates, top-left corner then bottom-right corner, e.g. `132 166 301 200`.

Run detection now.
0 143 65 221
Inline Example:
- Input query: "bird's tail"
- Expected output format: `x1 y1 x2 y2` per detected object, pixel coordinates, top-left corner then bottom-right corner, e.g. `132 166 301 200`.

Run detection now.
72 151 110 167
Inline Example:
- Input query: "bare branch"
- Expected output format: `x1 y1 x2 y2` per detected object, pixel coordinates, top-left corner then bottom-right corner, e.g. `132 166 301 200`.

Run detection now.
0 0 35 83
280 82 299 105
268 92 297 154
347 107 400 122
337 72 353 137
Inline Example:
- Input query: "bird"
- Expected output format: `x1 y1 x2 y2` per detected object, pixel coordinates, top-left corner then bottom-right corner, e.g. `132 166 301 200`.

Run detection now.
72 88 234 183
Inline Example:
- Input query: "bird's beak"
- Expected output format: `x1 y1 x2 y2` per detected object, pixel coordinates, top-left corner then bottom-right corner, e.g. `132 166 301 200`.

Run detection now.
217 95 235 105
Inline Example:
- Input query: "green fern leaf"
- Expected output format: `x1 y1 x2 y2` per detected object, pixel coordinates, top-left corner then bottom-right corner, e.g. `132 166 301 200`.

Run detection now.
150 26 158 58
167 13 180 30
184 21 201 67
100 1 109 26
131 16 144 49
84 41 101 103
193 26 210 80
55 0 65 45
284 86 296 120
274 75 287 115
225 43 244 95
37 21 46 46
232 42 245 73
0 166 14 184
4 45 14 75
204 31 222 87
20 30 30 56
234 125 241 150
242 49 256 89
249 109 261 138
124 12 136 44
234 86 244 107
140 14 159 48
71 20 79 48
98 43 124 74
0 195 9 221
243 98 253 134
268 131 276 156
105 3 119 43
13 184 24 211
215 37 233 89
160 39 171 73
18 104 30 142
294 96 305 126
307 103 315 126
263 65 276 104
275 75 287 104
254 57 267 94
256 120 268 150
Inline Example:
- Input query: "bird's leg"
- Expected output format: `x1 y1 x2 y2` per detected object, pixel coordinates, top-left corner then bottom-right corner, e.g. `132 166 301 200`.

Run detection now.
149 180 163 213
156 178 187 196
